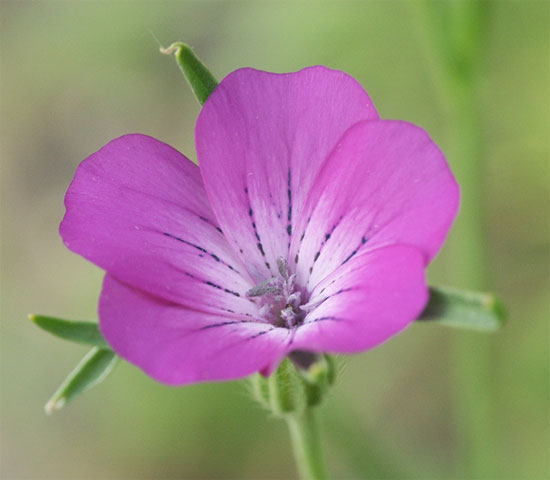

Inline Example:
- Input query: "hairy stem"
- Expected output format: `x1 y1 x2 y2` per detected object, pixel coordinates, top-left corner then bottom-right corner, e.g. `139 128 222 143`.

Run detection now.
286 409 328 480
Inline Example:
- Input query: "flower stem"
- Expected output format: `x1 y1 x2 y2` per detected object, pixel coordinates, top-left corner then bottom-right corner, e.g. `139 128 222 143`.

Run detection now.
448 80 497 479
286 408 328 480
415 3 497 476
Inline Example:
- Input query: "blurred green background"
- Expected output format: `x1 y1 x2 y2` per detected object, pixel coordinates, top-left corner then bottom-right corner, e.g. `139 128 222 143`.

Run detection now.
1 1 548 478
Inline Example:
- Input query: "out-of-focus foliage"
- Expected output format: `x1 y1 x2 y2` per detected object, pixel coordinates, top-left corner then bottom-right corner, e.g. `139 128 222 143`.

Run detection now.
1 1 548 478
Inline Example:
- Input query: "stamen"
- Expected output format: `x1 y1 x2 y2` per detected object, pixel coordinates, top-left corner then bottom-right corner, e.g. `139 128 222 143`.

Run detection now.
246 256 307 328
277 257 289 279
280 307 298 328
246 278 281 297
286 274 296 293
287 292 301 308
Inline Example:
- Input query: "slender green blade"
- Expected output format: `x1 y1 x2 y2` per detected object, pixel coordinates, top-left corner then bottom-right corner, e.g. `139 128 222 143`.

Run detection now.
161 42 218 105
417 286 506 331
29 314 108 348
45 347 119 414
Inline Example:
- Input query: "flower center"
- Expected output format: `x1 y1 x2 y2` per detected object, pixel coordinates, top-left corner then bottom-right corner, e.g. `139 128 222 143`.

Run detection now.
246 258 307 328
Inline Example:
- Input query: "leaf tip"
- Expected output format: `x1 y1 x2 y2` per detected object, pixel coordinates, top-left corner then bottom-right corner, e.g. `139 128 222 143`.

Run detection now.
44 397 65 415
159 41 187 56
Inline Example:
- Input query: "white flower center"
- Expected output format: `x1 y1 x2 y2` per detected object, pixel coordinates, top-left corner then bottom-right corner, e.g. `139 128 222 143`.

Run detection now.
246 258 307 328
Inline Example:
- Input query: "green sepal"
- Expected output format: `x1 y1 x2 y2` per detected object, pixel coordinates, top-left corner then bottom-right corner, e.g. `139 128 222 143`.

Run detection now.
249 359 304 417
29 314 109 348
249 371 270 409
295 354 335 408
417 286 506 331
45 347 119 414
268 358 305 416
249 355 335 416
161 42 218 105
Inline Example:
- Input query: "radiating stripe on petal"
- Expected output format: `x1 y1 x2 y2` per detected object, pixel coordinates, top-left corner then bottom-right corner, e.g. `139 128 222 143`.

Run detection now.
290 120 459 288
60 134 257 316
99 275 291 385
195 66 377 282
290 245 427 353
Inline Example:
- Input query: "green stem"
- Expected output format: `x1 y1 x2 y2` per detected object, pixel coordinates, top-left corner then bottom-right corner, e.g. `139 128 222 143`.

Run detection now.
448 81 496 478
286 408 328 480
415 3 497 476
448 83 485 286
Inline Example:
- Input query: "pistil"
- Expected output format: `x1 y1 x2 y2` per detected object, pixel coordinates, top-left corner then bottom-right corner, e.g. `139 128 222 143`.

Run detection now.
246 257 306 328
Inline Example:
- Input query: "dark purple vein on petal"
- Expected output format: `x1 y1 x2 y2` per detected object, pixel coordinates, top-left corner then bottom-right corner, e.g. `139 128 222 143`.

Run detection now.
199 320 252 331
245 186 271 272
204 280 241 297
294 216 312 265
306 316 341 324
198 215 223 234
162 232 241 274
303 216 343 283
286 168 292 243
341 235 369 266
246 327 275 341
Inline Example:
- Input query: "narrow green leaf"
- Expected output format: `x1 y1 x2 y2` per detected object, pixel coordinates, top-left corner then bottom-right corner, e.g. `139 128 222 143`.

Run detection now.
45 347 119 414
29 314 109 348
161 42 218 105
417 286 506 331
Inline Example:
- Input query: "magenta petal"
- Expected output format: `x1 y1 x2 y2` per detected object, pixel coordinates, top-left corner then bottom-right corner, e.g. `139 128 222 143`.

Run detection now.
291 245 427 353
60 134 257 316
291 120 459 288
195 66 377 281
99 275 291 385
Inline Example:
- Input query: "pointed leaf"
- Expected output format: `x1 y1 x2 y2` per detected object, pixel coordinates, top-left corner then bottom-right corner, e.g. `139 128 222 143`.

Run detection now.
29 314 109 348
45 347 119 414
417 286 506 331
161 42 218 105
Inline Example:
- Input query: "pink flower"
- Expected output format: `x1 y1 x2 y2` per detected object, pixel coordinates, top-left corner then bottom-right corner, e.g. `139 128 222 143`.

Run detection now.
60 67 459 385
